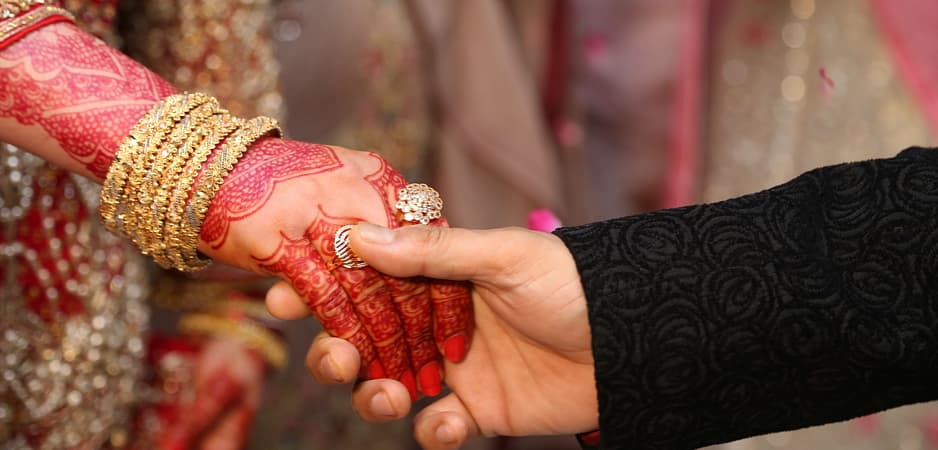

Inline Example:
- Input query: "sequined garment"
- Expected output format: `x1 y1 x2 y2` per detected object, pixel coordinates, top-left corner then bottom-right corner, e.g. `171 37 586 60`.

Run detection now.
0 2 150 448
120 0 284 121
0 146 150 449
329 0 429 178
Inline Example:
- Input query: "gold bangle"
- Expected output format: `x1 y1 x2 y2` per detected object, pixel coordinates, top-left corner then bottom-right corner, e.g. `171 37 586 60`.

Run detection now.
100 97 171 236
176 116 281 271
101 92 281 272
124 93 210 219
133 99 219 261
178 313 287 370
162 113 243 270
101 94 209 238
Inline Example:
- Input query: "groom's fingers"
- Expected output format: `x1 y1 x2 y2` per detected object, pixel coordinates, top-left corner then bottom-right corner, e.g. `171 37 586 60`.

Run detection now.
306 332 361 385
413 394 480 450
350 224 519 281
351 379 412 423
265 281 313 319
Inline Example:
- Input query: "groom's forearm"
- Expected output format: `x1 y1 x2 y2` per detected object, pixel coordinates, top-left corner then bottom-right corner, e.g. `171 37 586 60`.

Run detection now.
557 147 938 449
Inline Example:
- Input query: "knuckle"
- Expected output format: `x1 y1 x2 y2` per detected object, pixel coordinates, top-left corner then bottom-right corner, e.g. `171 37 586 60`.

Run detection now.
417 225 446 249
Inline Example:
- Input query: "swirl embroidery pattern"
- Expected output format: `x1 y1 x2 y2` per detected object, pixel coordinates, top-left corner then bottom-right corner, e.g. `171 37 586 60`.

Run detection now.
555 148 938 450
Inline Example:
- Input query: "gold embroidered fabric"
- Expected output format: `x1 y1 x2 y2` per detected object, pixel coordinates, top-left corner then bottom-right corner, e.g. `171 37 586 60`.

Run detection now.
329 1 429 177
120 0 285 121
0 145 150 450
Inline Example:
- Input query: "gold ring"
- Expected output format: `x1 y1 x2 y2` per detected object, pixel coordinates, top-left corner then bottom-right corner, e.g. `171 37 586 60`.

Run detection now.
395 183 443 225
333 224 368 269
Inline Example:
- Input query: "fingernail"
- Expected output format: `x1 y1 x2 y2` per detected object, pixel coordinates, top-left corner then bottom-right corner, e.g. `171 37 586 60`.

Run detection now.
367 360 386 379
319 354 342 383
370 391 396 417
418 362 442 397
443 335 467 362
357 223 394 244
436 423 459 445
400 370 418 402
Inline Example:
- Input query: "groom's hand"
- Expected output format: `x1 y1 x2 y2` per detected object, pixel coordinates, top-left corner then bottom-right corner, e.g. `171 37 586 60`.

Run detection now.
294 224 598 449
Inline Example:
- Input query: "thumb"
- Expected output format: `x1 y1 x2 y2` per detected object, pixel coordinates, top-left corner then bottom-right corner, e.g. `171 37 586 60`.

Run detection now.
413 393 481 450
350 224 517 281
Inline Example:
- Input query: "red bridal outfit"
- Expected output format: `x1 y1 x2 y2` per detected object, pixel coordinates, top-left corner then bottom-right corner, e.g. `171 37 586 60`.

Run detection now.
0 1 284 448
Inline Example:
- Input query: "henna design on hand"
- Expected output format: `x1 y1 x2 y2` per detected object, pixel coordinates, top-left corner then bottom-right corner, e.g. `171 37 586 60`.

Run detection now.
363 152 408 226
384 277 435 368
303 210 413 390
201 139 343 249
432 280 473 363
362 153 448 393
0 24 175 178
253 227 378 371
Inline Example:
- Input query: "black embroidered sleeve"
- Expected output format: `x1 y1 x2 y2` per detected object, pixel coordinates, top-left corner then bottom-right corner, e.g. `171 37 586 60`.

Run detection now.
554 147 938 450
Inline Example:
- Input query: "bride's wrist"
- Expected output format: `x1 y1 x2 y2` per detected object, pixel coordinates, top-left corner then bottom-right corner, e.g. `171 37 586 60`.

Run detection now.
99 93 281 272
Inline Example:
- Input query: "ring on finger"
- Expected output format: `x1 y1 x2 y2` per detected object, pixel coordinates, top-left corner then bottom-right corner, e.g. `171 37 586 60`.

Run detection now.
334 224 368 269
395 183 442 225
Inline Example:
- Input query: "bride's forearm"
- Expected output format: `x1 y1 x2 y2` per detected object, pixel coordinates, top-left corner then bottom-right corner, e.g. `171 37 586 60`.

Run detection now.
0 22 177 180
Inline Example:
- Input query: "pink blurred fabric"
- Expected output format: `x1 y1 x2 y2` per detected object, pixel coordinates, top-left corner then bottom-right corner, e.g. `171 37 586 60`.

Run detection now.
527 208 563 232
873 0 938 136
662 0 706 209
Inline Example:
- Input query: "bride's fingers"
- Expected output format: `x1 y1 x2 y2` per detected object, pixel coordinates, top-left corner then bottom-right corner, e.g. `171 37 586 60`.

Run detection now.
264 281 313 320
257 245 381 381
426 219 472 364
306 331 361 385
431 281 473 363
313 222 416 399
351 379 412 423
330 265 416 400
382 275 442 397
413 394 481 450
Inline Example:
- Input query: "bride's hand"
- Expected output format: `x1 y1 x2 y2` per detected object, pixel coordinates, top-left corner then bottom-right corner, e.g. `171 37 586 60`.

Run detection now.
201 140 472 398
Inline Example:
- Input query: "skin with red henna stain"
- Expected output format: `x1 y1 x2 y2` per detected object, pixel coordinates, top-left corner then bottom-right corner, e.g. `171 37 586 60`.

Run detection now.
201 141 343 249
302 209 417 399
0 24 175 180
362 154 446 393
431 280 474 363
384 276 441 395
252 225 380 374
363 152 408 226
363 163 473 365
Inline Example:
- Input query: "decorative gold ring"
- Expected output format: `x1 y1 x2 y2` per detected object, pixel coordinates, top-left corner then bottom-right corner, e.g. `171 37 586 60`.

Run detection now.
333 224 368 269
395 183 443 225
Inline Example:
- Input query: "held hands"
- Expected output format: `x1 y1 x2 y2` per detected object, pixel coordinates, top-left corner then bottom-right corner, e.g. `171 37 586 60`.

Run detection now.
198 140 472 398
274 225 599 449
0 18 468 413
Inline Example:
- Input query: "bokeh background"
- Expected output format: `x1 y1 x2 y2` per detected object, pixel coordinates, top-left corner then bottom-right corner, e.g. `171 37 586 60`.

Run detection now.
137 0 938 448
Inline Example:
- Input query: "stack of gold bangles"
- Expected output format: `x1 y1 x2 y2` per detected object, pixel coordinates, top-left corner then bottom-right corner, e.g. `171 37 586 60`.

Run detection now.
100 93 281 271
